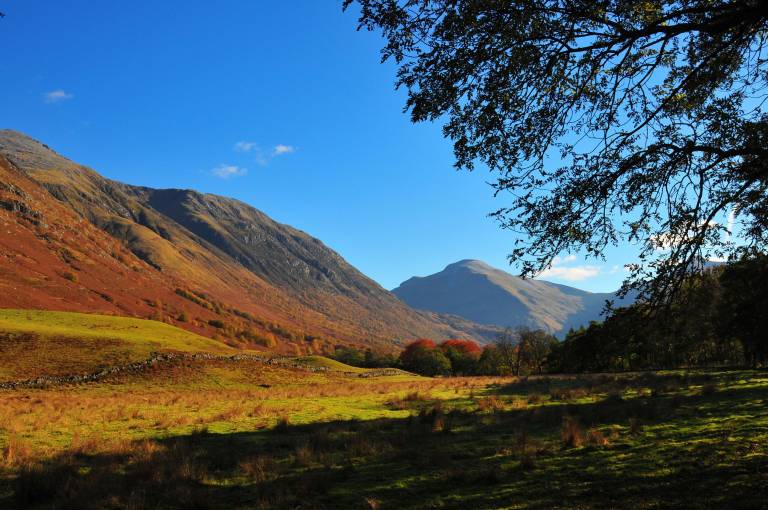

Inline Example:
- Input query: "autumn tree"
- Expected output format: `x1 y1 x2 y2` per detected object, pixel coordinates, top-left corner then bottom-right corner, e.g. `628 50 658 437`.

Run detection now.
346 0 768 303
440 339 482 356
400 339 452 375
400 339 437 366
440 339 481 374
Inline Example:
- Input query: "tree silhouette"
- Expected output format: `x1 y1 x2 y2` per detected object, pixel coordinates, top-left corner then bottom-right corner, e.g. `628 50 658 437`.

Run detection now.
346 0 768 303
719 253 768 366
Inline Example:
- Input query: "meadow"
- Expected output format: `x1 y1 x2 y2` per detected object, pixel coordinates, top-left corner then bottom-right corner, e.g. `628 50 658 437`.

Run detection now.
0 309 234 381
0 311 765 508
1 356 766 509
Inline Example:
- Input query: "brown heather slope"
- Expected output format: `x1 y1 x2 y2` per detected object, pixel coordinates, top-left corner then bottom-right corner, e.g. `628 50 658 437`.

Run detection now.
0 154 227 339
0 130 493 352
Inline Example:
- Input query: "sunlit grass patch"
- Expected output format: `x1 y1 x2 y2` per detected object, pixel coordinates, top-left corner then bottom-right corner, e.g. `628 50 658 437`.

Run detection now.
0 366 766 509
0 309 235 380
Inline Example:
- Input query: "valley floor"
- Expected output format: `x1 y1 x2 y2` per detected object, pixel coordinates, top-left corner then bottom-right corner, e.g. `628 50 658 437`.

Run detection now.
1 360 766 509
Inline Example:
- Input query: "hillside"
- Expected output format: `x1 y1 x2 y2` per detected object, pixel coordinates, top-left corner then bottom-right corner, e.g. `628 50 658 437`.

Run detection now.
393 259 633 335
0 130 493 351
0 309 235 381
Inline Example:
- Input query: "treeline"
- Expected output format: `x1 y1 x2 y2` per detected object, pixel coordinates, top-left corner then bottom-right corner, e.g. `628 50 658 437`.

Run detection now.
335 255 767 376
332 329 559 377
331 346 399 369
551 255 768 372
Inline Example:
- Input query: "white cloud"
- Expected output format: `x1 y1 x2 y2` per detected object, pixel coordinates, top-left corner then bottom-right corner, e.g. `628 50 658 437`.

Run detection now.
272 144 296 156
232 141 296 165
551 254 577 265
211 164 247 179
540 265 601 281
234 141 257 152
44 90 74 103
539 254 601 281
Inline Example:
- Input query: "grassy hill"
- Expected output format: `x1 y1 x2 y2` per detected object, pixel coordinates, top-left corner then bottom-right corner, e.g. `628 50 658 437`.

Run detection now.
0 309 235 381
295 355 412 376
0 309 401 382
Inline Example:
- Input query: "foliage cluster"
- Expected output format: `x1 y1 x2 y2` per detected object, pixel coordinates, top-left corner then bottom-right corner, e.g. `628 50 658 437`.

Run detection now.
330 346 399 369
552 255 768 372
393 333 559 377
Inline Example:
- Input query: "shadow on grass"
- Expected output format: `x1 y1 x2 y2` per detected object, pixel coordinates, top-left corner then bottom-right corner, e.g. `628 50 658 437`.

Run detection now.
3 373 767 509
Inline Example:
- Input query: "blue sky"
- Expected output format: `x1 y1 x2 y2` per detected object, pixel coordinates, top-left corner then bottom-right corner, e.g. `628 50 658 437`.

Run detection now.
0 0 634 292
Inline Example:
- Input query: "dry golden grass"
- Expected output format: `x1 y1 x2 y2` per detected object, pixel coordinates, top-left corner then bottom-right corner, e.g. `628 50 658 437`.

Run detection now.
0 367 765 509
0 363 518 469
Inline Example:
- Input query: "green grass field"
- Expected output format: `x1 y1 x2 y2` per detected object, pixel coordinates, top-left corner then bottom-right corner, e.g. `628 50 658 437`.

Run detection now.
295 356 411 376
0 309 235 380
0 311 766 509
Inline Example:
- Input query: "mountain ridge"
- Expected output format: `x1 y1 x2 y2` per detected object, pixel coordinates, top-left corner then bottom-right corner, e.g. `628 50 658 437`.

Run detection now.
0 129 498 352
393 259 632 335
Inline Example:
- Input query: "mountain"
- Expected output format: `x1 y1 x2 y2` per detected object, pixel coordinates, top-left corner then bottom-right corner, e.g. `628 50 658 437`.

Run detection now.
392 259 634 336
0 129 495 352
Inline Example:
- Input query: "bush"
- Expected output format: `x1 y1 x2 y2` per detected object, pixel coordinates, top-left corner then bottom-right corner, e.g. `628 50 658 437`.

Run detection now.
561 416 584 448
61 271 78 283
400 339 437 367
332 346 366 367
586 428 609 447
477 395 505 413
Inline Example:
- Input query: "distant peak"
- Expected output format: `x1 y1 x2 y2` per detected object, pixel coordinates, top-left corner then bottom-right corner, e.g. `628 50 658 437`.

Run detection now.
445 259 494 271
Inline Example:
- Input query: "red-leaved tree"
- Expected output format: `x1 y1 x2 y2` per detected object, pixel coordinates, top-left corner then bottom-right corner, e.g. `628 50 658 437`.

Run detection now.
400 339 437 367
439 339 481 357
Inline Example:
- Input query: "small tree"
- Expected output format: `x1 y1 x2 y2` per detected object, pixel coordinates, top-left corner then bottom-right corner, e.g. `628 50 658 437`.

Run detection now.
364 348 400 368
519 329 559 375
477 345 508 376
494 328 519 375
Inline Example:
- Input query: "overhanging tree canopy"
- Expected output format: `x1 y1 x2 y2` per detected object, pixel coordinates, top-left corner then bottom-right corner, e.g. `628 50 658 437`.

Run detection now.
345 0 768 302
